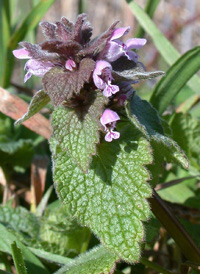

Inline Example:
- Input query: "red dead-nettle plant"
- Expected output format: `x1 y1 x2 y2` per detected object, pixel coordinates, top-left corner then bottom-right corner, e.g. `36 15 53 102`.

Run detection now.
14 14 188 263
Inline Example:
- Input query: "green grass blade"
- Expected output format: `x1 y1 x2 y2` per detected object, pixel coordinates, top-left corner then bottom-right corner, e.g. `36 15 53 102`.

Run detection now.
150 46 200 114
135 0 160 38
35 186 53 216
1 0 56 88
0 0 11 83
11 242 27 274
126 0 200 95
0 224 50 274
177 94 199 113
28 247 72 265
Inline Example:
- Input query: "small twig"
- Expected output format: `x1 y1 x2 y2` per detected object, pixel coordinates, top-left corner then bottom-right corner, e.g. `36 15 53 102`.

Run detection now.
155 176 198 191
0 87 51 140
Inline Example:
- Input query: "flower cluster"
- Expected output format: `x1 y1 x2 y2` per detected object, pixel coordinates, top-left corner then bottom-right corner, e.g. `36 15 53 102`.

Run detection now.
13 14 146 142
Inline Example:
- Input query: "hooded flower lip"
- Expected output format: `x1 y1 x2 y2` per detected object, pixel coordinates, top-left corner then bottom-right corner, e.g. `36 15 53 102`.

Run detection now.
100 109 120 142
101 25 147 62
13 46 55 82
93 60 119 97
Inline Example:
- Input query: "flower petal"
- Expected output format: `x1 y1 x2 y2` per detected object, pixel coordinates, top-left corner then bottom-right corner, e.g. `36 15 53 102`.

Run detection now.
25 59 54 77
111 130 120 140
24 71 32 83
104 40 124 62
94 60 112 74
13 48 31 59
111 27 130 40
105 130 120 142
65 59 76 71
100 109 120 127
126 38 147 50
125 50 138 62
93 60 112 90
105 132 113 142
103 84 119 97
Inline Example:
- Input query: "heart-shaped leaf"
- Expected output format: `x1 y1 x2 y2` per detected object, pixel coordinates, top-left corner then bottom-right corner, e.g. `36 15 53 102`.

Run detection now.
51 122 152 262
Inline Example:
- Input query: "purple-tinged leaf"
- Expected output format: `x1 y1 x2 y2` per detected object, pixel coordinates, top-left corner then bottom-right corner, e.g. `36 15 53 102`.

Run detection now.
40 21 56 40
19 42 59 62
55 21 71 41
42 58 95 106
40 40 82 56
81 21 93 45
72 13 87 43
61 16 74 30
78 21 119 57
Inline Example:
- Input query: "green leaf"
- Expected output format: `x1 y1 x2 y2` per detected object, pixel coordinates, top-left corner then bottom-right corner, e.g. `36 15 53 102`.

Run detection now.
0 205 40 239
0 203 91 259
36 186 53 217
28 247 72 265
0 271 13 274
0 224 50 274
158 181 195 204
15 90 50 126
145 213 160 246
0 138 34 169
51 91 107 172
126 0 200 95
125 94 164 138
125 94 188 169
170 113 200 170
150 47 200 114
54 245 118 274
2 0 56 88
146 140 164 186
39 205 91 257
52 122 152 262
112 56 164 81
11 242 27 274
135 0 160 38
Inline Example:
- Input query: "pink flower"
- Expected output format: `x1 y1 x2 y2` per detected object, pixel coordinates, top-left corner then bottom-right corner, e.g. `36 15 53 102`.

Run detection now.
101 26 146 62
13 48 31 59
13 47 54 82
65 59 76 71
100 109 120 142
24 59 54 83
93 60 119 97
